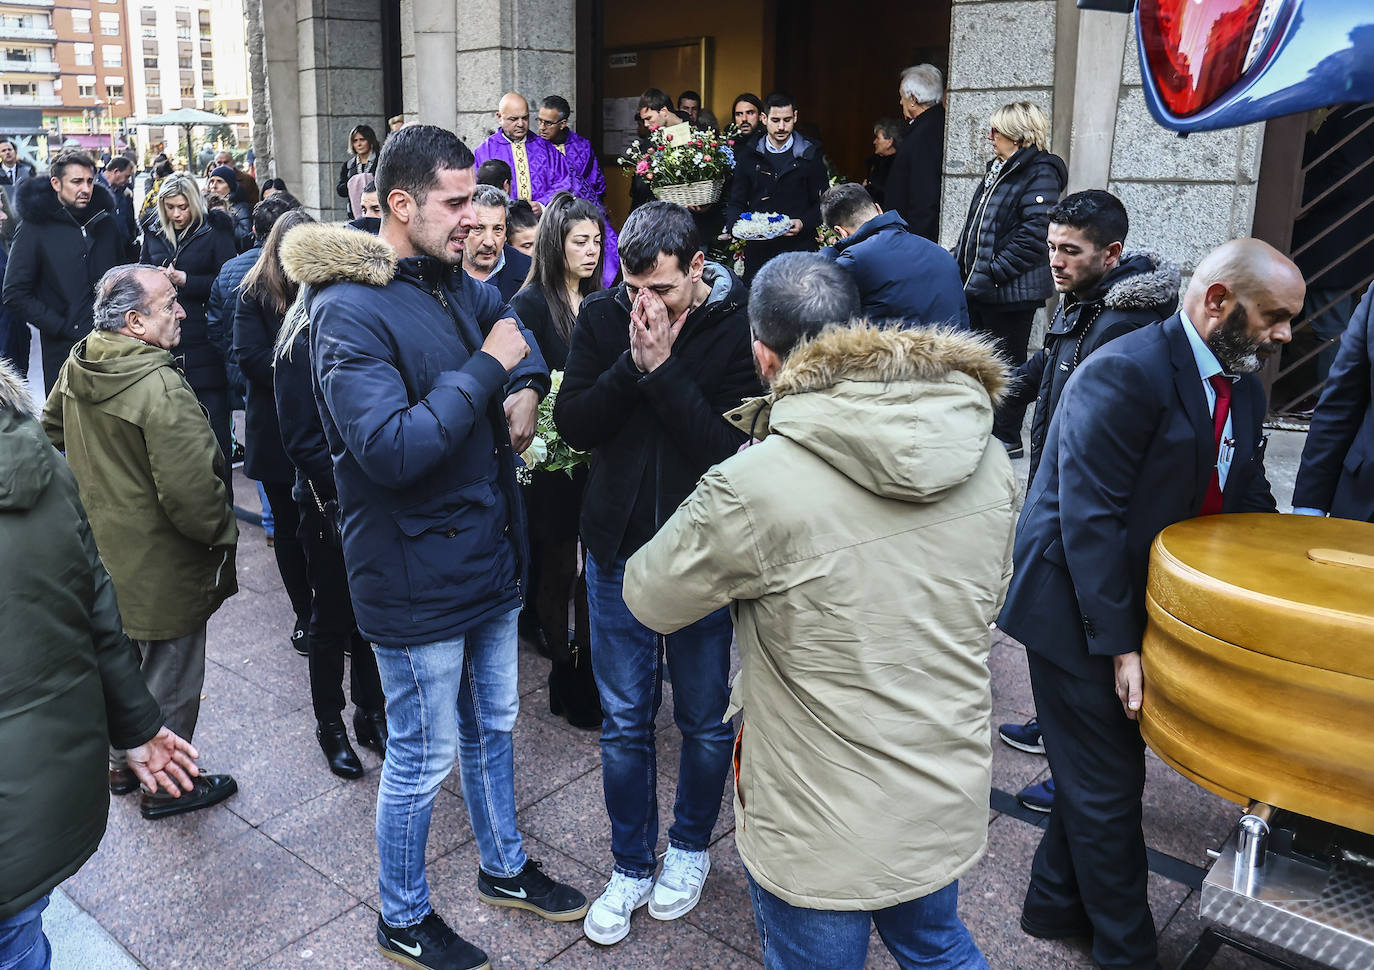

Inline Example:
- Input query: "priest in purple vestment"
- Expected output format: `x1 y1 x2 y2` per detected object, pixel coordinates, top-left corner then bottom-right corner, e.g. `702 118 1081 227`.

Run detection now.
474 93 575 211
536 95 620 288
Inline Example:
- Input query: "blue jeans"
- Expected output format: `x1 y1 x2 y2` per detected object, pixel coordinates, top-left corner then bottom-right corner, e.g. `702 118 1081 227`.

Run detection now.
586 552 734 878
372 608 527 927
256 480 274 537
747 874 989 970
0 896 50 970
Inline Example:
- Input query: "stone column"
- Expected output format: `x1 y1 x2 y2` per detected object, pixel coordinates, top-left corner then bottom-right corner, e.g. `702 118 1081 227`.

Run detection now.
260 0 301 184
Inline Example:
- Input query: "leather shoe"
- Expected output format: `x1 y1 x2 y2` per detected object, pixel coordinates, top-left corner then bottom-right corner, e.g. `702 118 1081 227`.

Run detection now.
140 773 237 820
317 720 364 778
109 765 140 795
353 709 388 757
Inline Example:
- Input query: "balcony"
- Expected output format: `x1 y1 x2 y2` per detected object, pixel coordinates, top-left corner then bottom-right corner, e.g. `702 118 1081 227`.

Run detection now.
0 0 56 8
3 91 60 106
0 24 56 41
0 56 57 72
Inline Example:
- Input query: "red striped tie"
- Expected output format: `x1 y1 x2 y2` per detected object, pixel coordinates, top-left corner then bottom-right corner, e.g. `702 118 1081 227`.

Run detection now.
1200 375 1233 516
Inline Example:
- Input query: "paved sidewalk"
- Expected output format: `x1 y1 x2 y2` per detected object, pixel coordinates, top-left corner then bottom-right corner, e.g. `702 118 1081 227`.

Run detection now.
56 435 1312 969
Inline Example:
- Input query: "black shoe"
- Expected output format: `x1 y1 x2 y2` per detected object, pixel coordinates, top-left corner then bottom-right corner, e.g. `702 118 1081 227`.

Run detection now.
108 765 140 795
477 859 588 921
140 773 237 819
377 911 488 970
354 708 388 756
290 625 308 656
317 720 364 778
548 653 603 731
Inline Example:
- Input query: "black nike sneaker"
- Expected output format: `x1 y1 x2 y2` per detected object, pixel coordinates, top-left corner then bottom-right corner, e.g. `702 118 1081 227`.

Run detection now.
476 859 589 921
376 910 488 970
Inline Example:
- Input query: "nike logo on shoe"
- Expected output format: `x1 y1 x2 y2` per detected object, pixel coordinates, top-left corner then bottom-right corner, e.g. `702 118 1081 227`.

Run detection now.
389 938 422 956
492 885 528 899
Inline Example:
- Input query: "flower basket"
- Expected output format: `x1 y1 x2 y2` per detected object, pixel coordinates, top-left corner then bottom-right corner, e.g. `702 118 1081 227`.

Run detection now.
652 179 725 206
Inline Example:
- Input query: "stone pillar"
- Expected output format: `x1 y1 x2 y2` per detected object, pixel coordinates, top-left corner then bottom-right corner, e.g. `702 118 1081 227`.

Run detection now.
1063 8 1128 194
260 0 301 185
296 0 387 221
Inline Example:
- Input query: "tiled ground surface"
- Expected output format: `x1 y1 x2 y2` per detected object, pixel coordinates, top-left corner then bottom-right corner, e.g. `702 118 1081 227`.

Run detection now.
57 432 1316 970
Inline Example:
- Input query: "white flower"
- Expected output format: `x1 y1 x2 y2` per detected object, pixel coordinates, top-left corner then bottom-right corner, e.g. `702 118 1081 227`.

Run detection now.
521 436 548 469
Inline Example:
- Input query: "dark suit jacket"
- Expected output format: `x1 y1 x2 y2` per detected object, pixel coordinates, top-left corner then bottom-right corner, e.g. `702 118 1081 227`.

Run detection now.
1293 281 1374 521
998 314 1277 680
884 104 944 241
479 244 532 305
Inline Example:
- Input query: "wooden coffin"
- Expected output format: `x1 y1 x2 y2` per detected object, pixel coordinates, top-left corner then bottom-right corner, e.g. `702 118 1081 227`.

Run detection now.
1141 514 1374 834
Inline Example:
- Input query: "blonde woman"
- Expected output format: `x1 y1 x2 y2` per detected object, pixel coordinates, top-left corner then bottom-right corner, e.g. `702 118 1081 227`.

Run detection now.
955 100 1066 457
140 172 238 460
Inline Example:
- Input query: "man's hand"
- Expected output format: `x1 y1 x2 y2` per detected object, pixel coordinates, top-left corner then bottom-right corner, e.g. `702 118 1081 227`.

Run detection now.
164 267 187 287
481 318 531 372
1113 651 1144 720
783 219 803 237
529 199 544 216
628 289 687 373
127 726 200 797
504 387 539 453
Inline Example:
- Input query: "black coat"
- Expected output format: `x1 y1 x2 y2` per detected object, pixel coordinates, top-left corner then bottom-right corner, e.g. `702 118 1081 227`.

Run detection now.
3 178 129 392
97 172 140 260
1002 251 1180 484
862 153 896 208
475 245 532 305
336 155 377 217
997 315 1277 680
1294 281 1374 521
884 104 945 241
827 210 968 328
554 263 761 564
274 310 336 504
0 159 36 188
956 146 1067 307
724 133 828 241
233 288 295 483
141 209 237 394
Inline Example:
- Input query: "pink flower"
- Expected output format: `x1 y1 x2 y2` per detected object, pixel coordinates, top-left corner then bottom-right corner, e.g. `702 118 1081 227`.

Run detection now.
703 154 712 162
666 134 673 142
727 139 735 146
635 158 651 175
645 171 654 180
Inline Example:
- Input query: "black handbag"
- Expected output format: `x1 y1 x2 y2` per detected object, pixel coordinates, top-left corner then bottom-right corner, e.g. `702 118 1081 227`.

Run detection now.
307 479 343 550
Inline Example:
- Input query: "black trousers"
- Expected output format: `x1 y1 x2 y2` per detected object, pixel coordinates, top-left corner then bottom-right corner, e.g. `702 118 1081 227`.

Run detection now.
968 301 1037 445
260 480 312 630
297 498 384 722
1025 650 1157 970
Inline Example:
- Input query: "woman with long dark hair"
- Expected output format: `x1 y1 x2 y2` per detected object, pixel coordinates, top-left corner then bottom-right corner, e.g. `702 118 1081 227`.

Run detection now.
140 173 237 462
510 191 605 728
268 220 388 778
335 124 379 219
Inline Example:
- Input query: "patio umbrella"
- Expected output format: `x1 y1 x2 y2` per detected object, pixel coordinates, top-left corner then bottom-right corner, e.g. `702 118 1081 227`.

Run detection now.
130 106 227 160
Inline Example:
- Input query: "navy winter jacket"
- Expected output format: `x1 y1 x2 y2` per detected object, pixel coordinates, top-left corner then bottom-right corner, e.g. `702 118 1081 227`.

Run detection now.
826 210 969 329
208 244 259 398
280 223 550 648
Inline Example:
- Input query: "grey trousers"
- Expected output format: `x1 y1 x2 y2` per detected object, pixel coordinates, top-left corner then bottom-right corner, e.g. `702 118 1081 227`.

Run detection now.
110 624 208 768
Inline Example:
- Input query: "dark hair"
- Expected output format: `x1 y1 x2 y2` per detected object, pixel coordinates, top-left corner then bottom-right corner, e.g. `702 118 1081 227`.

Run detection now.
749 253 860 356
241 208 315 316
348 124 380 159
260 177 289 194
251 192 300 237
873 117 904 144
696 109 720 132
507 198 538 234
541 95 571 122
374 124 475 216
732 93 762 114
1048 189 1129 250
677 90 701 106
618 201 700 276
527 191 605 343
50 148 96 181
637 88 672 113
476 158 512 187
0 138 15 151
361 179 376 195
820 183 879 231
764 92 796 113
154 159 175 178
105 156 134 174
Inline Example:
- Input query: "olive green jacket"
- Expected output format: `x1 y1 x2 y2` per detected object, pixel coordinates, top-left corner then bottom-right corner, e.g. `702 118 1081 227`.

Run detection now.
625 323 1017 910
0 363 163 919
43 329 237 640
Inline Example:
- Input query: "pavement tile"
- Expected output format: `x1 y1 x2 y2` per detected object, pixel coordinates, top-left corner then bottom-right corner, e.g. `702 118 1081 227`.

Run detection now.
1142 748 1241 868
681 840 760 963
248 903 379 969
213 710 352 826
988 635 1036 719
207 593 315 703
260 771 473 903
197 657 307 740
545 919 760 969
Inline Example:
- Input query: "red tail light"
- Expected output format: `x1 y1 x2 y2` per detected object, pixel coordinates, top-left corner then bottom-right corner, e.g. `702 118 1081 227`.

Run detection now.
1140 0 1280 116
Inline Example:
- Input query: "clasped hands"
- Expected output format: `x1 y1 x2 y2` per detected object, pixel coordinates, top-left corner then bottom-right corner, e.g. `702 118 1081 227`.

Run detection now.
629 288 688 374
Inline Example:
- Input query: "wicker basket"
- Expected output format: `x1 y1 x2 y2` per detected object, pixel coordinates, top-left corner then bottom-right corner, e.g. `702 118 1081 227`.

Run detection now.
652 179 725 206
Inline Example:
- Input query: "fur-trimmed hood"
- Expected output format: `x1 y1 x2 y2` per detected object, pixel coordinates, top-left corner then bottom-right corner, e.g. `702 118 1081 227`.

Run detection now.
727 323 1010 503
280 221 396 288
14 174 116 226
1099 249 1180 311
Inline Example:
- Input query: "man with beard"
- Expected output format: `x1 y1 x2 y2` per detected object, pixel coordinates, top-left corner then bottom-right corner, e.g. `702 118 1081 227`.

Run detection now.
996 237 1303 970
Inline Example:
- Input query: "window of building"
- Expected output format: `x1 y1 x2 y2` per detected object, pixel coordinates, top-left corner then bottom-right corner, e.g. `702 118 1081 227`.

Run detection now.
179 83 194 98
142 25 155 38
100 12 119 35
105 81 124 100
71 10 91 33
2 83 37 98
102 45 121 67
143 55 157 69
78 74 97 98
141 6 156 25
147 81 159 96
176 26 190 40
74 43 94 66
5 47 31 62
178 54 192 69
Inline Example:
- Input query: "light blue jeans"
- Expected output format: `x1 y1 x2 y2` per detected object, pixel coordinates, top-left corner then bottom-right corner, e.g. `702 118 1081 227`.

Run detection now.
372 608 527 927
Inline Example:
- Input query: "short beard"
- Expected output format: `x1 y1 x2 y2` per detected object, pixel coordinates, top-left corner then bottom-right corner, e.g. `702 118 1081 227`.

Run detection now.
1206 302 1274 374
412 207 463 266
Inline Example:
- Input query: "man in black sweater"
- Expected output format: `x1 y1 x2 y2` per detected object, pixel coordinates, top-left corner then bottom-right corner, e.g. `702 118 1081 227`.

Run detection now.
554 201 761 947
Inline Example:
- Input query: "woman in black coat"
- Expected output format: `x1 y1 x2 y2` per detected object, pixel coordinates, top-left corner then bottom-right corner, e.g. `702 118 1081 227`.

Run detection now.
862 118 902 208
509 192 605 729
955 101 1067 455
335 125 379 219
266 213 387 778
141 173 238 463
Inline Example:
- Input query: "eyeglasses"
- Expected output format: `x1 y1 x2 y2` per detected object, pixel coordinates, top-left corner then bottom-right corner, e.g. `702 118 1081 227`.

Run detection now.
535 118 563 128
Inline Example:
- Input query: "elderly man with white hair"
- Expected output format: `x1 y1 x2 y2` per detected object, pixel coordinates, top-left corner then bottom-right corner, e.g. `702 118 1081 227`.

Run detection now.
885 63 945 241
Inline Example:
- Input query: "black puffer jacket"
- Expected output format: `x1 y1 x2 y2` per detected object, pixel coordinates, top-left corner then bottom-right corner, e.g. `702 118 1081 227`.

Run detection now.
956 147 1067 306
140 209 237 393
1002 250 1180 483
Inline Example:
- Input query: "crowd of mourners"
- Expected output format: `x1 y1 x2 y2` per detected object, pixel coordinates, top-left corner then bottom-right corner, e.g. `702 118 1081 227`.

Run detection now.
1 65 1372 970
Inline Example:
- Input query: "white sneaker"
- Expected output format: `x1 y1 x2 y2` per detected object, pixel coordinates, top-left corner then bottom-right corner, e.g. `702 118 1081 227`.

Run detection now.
583 870 654 945
648 846 710 920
